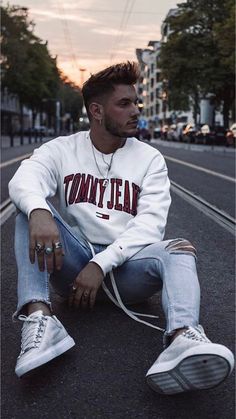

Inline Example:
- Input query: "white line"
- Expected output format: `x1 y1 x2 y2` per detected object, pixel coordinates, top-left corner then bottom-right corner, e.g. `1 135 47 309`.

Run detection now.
164 155 235 183
171 181 235 236
0 153 32 169
0 201 16 225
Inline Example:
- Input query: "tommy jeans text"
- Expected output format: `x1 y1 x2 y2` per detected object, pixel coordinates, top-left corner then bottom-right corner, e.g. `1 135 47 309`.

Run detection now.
64 173 140 216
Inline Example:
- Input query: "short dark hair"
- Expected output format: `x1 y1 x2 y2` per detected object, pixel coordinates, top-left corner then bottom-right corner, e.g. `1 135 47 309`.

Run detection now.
82 61 140 119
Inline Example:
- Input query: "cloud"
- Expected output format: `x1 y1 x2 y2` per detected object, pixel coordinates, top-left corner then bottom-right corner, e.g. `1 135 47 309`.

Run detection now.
92 27 120 36
30 8 97 25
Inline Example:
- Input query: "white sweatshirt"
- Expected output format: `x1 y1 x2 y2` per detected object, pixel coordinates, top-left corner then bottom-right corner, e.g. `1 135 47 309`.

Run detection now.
9 131 171 275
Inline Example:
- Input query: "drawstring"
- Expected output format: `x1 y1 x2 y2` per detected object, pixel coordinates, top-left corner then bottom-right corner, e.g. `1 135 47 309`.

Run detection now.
87 242 165 333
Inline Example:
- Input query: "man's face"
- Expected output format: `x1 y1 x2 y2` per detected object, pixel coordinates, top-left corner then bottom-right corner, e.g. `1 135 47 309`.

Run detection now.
102 84 140 138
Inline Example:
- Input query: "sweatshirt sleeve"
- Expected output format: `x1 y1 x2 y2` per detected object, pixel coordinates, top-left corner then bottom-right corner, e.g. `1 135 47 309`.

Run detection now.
8 142 60 218
91 153 171 275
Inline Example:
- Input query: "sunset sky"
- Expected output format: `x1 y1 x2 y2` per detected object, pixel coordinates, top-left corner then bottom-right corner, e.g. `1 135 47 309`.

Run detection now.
6 0 181 86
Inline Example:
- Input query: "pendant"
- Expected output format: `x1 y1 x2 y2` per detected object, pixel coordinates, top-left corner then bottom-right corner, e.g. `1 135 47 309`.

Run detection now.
103 179 109 187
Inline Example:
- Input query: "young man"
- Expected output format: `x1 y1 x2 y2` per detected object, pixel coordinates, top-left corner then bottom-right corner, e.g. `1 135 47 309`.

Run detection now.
9 62 234 394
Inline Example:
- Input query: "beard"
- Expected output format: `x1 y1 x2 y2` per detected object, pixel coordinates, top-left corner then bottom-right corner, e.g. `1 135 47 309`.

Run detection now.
103 114 138 138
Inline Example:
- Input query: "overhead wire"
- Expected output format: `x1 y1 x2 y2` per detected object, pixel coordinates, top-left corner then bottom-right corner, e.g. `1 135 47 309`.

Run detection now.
109 0 137 63
56 0 81 76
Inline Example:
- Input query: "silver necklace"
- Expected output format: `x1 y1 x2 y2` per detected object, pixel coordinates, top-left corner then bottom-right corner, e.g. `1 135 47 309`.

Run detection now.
90 137 115 188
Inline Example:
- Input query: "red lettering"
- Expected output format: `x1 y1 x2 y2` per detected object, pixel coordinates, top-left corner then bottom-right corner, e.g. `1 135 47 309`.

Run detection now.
88 176 98 205
107 178 116 209
131 183 140 216
75 174 91 203
68 173 81 205
114 178 122 211
122 180 131 213
98 179 106 208
64 174 74 206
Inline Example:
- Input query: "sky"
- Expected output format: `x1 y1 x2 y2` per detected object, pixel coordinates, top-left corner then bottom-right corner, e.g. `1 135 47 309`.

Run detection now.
6 0 181 86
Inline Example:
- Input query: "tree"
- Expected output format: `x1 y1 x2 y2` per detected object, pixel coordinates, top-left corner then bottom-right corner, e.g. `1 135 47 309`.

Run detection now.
1 5 61 134
59 75 83 130
160 0 235 126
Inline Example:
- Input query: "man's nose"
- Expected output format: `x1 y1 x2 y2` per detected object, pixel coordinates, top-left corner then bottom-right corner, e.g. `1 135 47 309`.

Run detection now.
131 103 140 116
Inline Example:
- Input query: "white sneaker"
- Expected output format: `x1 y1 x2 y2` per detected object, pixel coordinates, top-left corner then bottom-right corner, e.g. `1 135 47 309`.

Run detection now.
146 325 234 395
15 310 75 377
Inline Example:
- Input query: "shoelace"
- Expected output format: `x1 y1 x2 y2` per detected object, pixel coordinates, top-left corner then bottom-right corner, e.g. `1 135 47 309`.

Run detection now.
18 313 47 357
87 242 164 332
183 326 211 343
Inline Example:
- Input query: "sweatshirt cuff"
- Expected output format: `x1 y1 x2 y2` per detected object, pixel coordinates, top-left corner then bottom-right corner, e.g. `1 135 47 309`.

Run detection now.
21 198 53 219
90 244 125 276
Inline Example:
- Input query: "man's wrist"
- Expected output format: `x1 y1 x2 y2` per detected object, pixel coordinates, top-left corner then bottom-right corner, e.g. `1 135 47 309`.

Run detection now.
30 208 53 219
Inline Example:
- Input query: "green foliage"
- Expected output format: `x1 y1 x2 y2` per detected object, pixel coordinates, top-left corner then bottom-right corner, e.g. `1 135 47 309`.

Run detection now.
1 4 83 125
160 0 235 123
1 5 61 110
59 76 83 122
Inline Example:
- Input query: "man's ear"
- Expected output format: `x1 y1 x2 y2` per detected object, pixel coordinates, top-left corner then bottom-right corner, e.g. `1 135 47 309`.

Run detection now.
89 102 104 123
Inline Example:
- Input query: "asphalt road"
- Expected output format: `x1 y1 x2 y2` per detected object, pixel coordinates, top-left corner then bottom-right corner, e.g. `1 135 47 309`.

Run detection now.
1 138 235 419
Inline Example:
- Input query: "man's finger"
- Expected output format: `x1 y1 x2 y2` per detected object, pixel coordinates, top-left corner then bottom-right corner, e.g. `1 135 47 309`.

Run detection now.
73 287 84 308
68 285 76 308
81 290 90 309
89 289 97 309
44 243 54 273
53 243 64 271
29 239 35 264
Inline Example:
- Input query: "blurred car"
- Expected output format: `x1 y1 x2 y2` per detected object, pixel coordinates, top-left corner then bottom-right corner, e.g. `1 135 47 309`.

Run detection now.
226 123 236 147
137 128 151 141
161 125 169 140
153 127 162 139
167 124 178 141
182 123 196 143
176 123 186 142
195 125 227 145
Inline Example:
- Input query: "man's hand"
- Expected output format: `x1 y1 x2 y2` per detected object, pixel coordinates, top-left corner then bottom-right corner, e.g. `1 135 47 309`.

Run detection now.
29 209 64 273
69 262 104 310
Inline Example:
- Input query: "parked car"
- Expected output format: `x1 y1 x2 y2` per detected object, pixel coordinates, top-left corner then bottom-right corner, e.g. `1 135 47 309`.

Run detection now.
195 125 227 145
167 124 178 141
176 123 187 142
153 127 162 139
161 125 169 140
226 123 236 147
137 128 151 141
182 124 197 143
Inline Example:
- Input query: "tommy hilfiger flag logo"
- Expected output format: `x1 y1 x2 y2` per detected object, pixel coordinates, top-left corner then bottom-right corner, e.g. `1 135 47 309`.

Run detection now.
96 212 110 220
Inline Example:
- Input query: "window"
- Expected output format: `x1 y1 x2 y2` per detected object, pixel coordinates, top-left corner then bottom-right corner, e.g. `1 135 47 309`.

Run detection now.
156 72 160 83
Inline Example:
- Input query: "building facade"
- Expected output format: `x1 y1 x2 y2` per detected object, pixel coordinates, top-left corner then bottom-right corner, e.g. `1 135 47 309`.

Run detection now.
136 8 224 137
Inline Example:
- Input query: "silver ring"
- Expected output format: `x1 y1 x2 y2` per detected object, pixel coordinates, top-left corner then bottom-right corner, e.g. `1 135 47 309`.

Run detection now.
72 285 77 292
45 246 53 255
83 292 89 299
54 241 62 250
35 243 44 253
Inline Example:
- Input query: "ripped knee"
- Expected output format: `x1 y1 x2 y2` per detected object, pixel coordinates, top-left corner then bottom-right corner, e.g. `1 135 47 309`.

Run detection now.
165 238 197 258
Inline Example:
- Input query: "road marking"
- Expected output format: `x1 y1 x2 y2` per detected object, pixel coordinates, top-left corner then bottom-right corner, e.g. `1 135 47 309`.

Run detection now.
0 153 32 169
164 155 235 183
0 198 16 225
171 181 235 236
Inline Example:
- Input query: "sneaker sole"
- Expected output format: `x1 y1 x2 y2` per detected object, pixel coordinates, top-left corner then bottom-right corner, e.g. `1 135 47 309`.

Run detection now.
146 353 232 395
15 335 75 377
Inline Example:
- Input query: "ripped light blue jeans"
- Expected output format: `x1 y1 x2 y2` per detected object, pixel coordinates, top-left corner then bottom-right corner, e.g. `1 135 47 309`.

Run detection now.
14 205 200 336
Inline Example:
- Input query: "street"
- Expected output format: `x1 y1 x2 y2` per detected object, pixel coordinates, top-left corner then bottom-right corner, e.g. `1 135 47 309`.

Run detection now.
1 138 235 419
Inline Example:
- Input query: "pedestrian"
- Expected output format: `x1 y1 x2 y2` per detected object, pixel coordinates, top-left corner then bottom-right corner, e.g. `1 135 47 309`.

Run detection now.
9 61 234 394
